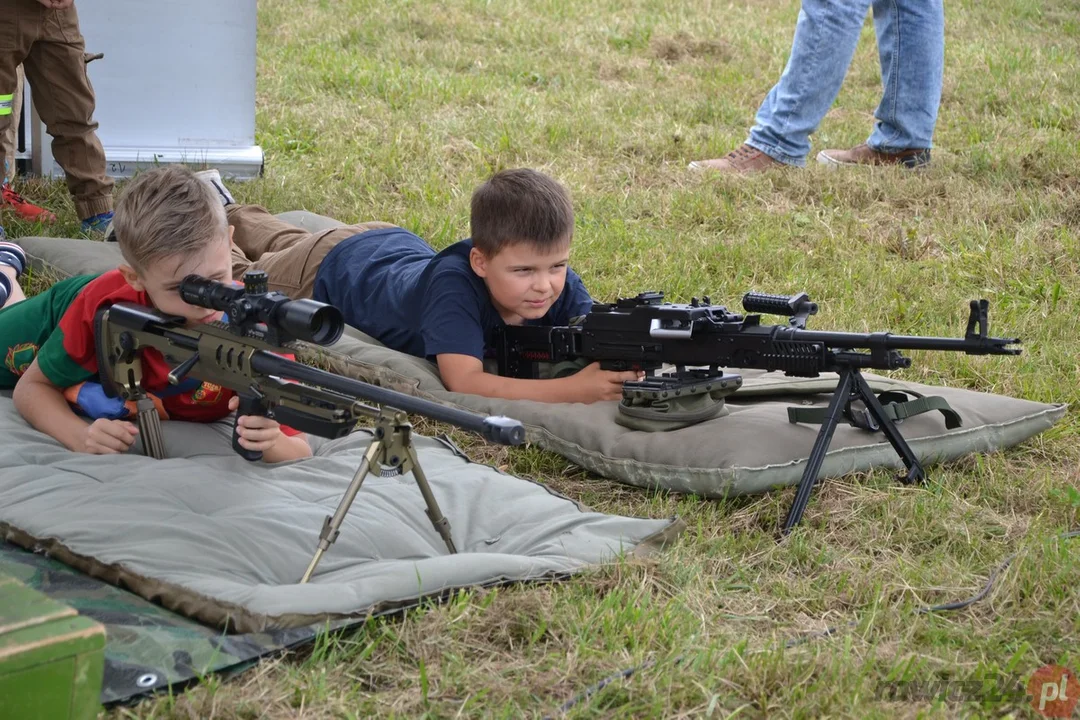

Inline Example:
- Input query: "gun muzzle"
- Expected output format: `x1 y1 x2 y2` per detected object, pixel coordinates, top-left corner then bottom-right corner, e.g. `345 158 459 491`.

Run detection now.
480 416 527 445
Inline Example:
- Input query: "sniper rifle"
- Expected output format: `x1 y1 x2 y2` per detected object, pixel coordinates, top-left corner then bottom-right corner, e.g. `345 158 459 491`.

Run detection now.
94 270 526 582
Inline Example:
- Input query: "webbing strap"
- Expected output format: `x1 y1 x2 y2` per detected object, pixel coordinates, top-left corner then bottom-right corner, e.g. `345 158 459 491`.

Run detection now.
788 393 962 430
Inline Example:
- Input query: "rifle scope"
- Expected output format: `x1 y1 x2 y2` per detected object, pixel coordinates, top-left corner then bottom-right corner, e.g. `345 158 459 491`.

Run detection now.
179 271 345 346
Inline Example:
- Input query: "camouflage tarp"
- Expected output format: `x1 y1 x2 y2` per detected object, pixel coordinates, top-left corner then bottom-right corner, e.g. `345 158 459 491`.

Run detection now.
0 542 359 705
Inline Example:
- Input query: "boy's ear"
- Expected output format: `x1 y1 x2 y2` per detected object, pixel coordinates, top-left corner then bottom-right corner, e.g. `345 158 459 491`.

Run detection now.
117 264 145 291
229 224 235 242
469 246 490 278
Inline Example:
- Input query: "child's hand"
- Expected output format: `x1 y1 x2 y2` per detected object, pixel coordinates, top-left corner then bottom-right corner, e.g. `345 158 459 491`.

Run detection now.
568 362 643 403
228 395 284 452
83 418 138 454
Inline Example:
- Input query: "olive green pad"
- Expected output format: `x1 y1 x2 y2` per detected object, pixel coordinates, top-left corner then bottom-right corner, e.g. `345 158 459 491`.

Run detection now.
14 217 1066 499
0 391 679 636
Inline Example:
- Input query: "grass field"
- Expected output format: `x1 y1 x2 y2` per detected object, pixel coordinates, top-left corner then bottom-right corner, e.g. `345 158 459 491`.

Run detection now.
7 0 1080 716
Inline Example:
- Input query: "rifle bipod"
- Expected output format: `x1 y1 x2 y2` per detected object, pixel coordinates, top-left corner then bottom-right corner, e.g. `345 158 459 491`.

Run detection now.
781 362 925 535
300 408 458 583
104 337 168 461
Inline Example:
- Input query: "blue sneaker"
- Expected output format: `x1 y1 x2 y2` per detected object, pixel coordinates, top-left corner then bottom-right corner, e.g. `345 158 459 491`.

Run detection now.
81 211 114 234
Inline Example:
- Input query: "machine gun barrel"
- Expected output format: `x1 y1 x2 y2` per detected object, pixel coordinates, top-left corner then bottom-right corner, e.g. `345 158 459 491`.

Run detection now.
776 328 1020 355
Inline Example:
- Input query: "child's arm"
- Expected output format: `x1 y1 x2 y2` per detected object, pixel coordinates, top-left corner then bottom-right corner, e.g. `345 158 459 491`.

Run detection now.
229 396 313 462
437 353 641 404
13 359 139 453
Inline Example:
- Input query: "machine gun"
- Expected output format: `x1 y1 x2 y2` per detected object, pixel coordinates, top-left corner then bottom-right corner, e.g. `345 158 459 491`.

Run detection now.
94 271 526 582
492 291 1021 534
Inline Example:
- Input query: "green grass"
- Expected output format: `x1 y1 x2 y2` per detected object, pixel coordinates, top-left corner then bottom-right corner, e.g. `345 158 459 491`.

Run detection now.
7 0 1079 716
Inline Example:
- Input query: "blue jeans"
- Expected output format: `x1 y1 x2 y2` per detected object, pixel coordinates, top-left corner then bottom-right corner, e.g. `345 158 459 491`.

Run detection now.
747 0 944 167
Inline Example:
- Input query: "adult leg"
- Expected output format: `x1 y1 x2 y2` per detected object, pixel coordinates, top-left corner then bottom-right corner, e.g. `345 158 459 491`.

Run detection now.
816 0 942 167
21 4 114 222
1 65 21 184
0 0 35 185
1 60 59 222
866 0 944 152
690 0 873 171
747 0 874 165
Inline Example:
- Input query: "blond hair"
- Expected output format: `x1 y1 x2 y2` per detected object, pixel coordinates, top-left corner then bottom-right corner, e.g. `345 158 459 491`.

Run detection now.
111 166 228 272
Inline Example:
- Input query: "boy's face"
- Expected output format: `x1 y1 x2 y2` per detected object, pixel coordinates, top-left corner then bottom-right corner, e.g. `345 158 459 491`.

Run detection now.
120 234 234 326
470 238 570 324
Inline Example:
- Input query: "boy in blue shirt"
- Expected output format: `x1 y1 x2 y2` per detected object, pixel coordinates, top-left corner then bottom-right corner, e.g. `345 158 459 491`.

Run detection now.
204 168 640 404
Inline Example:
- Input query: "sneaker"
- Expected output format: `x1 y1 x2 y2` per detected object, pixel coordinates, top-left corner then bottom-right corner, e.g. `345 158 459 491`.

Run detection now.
0 240 27 277
1 183 57 223
0 272 10 305
688 144 785 174
817 143 931 169
81 211 114 234
194 168 236 207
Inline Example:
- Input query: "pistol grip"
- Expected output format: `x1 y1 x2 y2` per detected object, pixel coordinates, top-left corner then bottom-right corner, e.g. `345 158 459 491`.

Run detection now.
232 393 265 462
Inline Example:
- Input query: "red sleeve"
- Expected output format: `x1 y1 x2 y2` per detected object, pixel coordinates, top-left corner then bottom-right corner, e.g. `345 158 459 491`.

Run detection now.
38 272 148 388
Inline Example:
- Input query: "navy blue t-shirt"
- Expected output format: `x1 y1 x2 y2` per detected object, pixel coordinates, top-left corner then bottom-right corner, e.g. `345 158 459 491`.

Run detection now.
312 227 593 360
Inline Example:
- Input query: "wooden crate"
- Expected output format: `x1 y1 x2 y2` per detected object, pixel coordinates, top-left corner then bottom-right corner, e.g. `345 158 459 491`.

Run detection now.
0 575 105 720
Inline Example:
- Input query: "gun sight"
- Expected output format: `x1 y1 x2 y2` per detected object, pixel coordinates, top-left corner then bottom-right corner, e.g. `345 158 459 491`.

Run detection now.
180 271 344 346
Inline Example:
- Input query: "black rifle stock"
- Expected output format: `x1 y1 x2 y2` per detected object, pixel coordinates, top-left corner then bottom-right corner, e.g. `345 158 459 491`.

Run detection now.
95 271 526 582
492 291 1021 534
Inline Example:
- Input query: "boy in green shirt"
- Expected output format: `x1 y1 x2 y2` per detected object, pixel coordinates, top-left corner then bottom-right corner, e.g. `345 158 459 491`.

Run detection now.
0 167 310 460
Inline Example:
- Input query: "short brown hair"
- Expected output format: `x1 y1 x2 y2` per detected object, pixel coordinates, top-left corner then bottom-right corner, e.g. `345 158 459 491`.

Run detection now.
469 168 574 256
111 165 228 272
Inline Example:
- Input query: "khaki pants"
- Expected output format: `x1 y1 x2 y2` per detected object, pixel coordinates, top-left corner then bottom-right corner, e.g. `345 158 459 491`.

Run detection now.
0 0 113 219
227 204 396 299
1 65 21 183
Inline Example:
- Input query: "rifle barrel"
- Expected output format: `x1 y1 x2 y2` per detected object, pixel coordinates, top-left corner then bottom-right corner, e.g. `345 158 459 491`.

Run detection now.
248 351 525 446
105 303 526 446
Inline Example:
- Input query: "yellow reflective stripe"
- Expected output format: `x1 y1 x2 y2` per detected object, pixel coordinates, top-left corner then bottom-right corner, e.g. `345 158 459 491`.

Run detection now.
0 94 13 116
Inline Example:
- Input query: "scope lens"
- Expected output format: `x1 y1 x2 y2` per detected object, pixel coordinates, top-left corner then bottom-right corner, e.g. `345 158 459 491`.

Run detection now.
276 299 345 345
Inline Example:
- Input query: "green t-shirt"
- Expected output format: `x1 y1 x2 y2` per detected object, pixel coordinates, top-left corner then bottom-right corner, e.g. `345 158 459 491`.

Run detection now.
0 273 98 387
